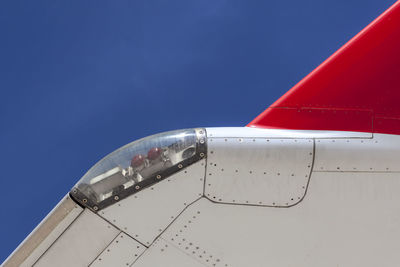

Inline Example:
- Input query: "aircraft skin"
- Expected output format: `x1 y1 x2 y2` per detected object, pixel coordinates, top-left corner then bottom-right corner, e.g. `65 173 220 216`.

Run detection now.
3 1 400 266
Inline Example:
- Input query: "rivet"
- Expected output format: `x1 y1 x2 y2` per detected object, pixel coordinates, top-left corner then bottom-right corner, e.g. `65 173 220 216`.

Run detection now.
72 189 77 194
114 196 119 201
93 206 98 211
178 164 183 168
156 174 161 179
82 199 87 203
135 185 140 189
200 139 205 144
200 153 205 157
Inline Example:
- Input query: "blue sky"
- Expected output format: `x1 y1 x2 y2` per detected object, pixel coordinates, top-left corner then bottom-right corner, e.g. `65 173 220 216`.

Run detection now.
0 0 395 262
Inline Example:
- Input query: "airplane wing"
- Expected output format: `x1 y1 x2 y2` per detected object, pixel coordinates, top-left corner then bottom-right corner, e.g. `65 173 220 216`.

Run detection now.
3 1 400 266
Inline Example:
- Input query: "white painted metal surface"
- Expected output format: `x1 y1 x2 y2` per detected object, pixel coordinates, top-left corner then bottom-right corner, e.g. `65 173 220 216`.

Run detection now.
206 137 313 206
34 209 119 267
207 127 372 139
6 128 400 267
90 233 146 267
314 133 400 172
2 195 83 267
133 238 205 267
161 170 400 267
99 159 206 246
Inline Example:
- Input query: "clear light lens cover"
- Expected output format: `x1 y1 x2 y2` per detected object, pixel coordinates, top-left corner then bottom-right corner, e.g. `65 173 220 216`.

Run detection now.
71 128 206 211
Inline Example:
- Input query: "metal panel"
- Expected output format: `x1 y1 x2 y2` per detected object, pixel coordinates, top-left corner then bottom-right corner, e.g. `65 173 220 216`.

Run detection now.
132 238 205 267
34 209 119 267
207 127 372 139
90 233 146 267
205 137 313 206
162 171 400 266
99 159 206 246
314 133 400 172
2 195 83 267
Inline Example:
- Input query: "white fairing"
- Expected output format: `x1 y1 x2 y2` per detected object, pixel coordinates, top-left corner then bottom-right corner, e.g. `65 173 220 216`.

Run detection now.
90 233 146 267
4 127 400 267
99 159 205 246
133 238 205 267
314 134 400 172
158 180 400 266
207 127 373 138
34 209 119 267
206 137 313 206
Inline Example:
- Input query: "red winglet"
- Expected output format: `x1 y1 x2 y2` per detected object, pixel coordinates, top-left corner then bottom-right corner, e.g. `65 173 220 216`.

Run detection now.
248 1 400 135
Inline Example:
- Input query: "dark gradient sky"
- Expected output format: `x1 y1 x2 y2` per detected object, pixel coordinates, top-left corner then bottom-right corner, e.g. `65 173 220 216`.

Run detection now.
0 0 396 262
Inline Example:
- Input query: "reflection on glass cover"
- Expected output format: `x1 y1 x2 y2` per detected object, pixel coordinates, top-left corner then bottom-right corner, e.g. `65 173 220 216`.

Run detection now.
71 128 206 211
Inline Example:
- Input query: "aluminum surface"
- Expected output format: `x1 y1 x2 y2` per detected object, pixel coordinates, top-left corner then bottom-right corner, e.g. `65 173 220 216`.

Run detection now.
205 137 313 206
314 133 400 172
99 159 206 246
90 233 146 267
133 238 205 267
160 170 400 267
34 209 119 267
207 127 372 139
